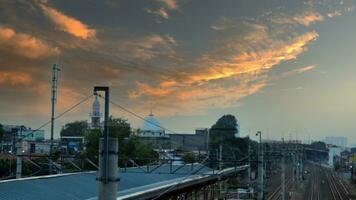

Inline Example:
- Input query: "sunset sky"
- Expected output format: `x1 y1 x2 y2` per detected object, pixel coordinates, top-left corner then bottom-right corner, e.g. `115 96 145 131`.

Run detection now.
0 0 355 145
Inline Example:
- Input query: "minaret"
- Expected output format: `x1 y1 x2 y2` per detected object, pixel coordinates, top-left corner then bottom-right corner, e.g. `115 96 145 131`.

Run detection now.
90 95 101 129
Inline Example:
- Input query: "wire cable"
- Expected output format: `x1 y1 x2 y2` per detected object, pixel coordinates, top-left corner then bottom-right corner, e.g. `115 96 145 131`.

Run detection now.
97 95 180 135
16 94 93 142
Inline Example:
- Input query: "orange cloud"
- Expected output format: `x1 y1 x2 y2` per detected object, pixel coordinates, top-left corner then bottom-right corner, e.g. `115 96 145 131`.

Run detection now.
293 12 324 26
283 65 317 78
117 34 177 60
270 11 324 26
146 7 170 19
147 0 178 20
0 26 60 59
0 71 33 86
294 65 316 73
40 4 96 39
186 32 318 84
130 74 267 116
327 11 342 18
211 17 238 31
129 25 319 115
157 0 178 10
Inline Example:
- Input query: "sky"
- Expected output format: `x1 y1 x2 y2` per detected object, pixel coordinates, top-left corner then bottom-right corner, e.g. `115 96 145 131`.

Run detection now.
0 0 355 145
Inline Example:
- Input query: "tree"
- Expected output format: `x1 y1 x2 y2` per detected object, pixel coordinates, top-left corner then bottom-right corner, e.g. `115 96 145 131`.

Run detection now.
0 123 4 142
0 124 4 153
84 129 101 162
108 117 131 141
60 121 88 137
209 114 238 162
182 152 197 164
120 136 157 165
208 115 258 170
310 141 327 150
84 116 157 166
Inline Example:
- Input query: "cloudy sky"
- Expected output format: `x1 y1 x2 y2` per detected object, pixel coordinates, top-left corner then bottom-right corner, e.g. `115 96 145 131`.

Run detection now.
0 0 355 144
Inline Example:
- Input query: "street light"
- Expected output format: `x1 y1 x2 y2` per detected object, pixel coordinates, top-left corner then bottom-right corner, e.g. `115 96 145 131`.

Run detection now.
256 131 263 200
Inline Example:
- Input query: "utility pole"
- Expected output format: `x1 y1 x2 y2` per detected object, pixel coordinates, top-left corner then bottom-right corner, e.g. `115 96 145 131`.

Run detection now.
219 143 223 198
16 138 22 179
256 131 263 200
219 144 223 171
281 138 285 200
300 146 303 181
95 87 118 200
206 128 210 158
295 144 300 189
49 63 60 175
292 153 295 189
248 136 251 186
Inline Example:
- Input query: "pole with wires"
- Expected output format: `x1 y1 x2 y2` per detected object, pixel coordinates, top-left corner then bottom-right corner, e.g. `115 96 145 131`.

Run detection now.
256 131 263 200
49 63 60 175
16 129 22 179
219 144 223 198
281 137 285 200
248 136 251 186
95 87 118 200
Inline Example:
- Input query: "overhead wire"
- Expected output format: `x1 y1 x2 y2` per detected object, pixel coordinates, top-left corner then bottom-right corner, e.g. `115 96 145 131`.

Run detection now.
97 94 180 135
97 95 251 199
16 94 93 143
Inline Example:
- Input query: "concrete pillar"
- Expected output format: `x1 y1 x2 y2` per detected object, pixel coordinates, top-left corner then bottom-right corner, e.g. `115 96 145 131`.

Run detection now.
98 138 118 200
16 141 22 179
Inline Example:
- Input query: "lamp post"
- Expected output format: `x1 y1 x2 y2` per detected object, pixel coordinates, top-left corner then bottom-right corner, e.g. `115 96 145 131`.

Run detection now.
256 131 263 200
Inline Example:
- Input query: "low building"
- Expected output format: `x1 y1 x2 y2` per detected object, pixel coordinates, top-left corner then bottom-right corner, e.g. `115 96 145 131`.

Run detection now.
328 146 344 167
324 136 347 148
0 125 45 153
21 140 60 154
169 129 208 151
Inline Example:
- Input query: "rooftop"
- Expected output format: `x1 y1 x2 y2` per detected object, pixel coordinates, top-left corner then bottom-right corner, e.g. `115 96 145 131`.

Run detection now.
0 164 218 200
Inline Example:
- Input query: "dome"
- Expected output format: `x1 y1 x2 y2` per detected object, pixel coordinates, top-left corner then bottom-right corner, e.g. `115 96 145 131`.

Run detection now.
142 114 164 132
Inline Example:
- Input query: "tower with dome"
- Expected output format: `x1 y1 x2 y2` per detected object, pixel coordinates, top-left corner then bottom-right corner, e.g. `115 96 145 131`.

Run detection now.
137 109 167 138
89 95 102 129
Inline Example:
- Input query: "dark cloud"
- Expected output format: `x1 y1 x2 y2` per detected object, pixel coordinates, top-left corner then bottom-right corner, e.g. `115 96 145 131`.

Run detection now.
0 0 355 141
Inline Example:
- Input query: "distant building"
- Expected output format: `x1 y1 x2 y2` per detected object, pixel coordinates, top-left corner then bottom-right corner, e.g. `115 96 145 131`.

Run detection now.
324 136 347 148
22 140 60 154
61 96 102 154
351 147 356 154
169 129 208 151
328 147 343 166
89 95 102 129
0 125 45 153
137 110 170 149
137 110 167 138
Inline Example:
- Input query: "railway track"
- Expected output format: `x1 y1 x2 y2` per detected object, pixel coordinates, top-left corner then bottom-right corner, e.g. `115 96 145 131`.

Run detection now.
266 177 292 200
324 168 350 200
308 165 320 200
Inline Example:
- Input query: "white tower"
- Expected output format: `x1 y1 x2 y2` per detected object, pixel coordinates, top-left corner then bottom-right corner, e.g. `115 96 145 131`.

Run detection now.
90 95 101 129
235 120 240 138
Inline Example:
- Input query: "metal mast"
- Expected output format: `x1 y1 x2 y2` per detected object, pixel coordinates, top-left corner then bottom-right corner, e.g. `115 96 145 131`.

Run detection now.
257 131 263 200
281 137 285 200
248 136 251 185
49 63 60 175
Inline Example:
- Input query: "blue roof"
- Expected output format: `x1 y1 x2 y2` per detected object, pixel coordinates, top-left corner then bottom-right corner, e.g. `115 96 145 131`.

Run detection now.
0 164 213 200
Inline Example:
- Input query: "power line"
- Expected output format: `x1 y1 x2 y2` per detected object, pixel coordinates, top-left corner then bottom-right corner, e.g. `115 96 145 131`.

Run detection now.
99 95 252 199
97 95 180 135
16 94 93 143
